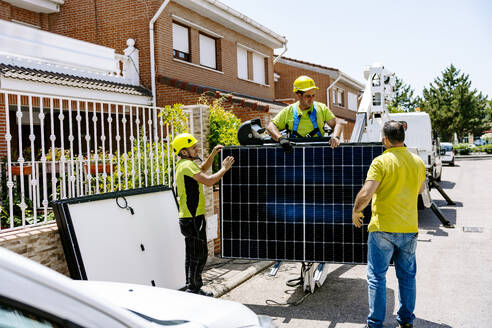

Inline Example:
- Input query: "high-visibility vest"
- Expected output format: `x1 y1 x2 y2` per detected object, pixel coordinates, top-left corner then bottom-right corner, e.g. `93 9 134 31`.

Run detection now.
291 103 322 137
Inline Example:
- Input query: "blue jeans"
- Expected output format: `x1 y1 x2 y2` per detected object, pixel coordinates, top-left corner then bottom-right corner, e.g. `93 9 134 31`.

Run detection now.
367 231 418 328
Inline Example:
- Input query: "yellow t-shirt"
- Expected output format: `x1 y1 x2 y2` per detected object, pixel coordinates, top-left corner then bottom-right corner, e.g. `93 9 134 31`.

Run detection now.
366 147 426 233
271 101 335 137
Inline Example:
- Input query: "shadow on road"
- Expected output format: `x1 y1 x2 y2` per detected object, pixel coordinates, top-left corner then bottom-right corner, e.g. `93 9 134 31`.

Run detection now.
418 207 457 237
438 180 456 189
433 199 463 208
245 264 452 327
244 264 380 325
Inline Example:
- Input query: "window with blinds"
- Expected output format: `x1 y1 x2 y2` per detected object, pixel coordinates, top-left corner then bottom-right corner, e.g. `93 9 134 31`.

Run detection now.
237 45 268 85
252 53 266 85
237 46 248 80
199 33 216 69
348 92 358 111
172 23 190 61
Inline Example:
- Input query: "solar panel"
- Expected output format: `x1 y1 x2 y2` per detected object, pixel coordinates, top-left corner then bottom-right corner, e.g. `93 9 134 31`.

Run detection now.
52 186 185 289
220 142 384 264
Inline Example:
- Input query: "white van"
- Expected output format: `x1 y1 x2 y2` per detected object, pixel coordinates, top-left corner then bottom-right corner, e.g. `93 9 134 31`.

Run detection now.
388 112 442 181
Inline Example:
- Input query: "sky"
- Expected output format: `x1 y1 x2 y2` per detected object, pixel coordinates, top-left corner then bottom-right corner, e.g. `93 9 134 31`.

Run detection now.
219 0 492 98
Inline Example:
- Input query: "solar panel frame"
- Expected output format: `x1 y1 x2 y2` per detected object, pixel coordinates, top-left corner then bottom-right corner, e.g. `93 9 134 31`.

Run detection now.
52 186 185 289
220 142 384 264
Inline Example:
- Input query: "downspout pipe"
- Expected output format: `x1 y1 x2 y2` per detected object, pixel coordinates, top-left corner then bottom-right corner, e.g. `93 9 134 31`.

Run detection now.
150 0 171 108
273 40 288 64
327 71 342 91
149 0 171 140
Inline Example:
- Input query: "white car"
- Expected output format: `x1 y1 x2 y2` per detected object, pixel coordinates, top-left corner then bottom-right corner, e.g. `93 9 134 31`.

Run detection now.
0 247 275 328
440 142 455 166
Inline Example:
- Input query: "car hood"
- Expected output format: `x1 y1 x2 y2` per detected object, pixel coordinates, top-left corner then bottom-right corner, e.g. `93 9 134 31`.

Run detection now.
76 281 260 328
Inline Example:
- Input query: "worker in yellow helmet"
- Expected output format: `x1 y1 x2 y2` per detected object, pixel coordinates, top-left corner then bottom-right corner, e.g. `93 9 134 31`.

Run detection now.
266 75 342 152
172 133 234 297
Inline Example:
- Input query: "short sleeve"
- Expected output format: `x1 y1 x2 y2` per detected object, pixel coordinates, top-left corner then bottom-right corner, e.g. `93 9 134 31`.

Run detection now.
182 160 201 177
420 159 426 183
366 158 384 182
271 106 290 130
317 102 335 122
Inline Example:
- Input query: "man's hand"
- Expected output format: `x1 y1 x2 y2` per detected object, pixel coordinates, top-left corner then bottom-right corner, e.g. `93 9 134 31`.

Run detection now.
222 156 234 171
212 144 224 155
352 211 364 228
279 137 293 153
329 136 340 148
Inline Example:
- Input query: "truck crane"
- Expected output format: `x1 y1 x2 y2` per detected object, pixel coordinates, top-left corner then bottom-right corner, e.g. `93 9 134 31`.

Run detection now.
350 62 454 228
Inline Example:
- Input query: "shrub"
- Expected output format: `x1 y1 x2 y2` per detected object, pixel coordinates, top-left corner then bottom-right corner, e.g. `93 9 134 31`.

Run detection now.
453 143 471 155
200 95 241 171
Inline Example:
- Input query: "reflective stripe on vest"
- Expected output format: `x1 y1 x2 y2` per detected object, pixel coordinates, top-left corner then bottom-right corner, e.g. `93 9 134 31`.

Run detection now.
292 103 322 137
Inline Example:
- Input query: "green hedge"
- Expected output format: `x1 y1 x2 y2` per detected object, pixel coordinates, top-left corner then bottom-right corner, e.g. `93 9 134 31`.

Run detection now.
453 143 471 155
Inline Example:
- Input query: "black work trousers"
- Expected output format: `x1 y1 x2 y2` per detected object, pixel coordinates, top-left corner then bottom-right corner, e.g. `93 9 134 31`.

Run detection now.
179 215 208 291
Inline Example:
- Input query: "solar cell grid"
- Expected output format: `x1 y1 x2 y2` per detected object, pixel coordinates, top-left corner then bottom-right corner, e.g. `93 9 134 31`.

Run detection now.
220 142 384 264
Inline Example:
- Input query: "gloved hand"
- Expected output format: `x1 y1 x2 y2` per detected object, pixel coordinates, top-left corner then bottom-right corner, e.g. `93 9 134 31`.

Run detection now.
279 137 293 153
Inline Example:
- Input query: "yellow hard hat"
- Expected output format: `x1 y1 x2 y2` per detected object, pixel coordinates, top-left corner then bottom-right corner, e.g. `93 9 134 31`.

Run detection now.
172 133 197 155
293 75 319 93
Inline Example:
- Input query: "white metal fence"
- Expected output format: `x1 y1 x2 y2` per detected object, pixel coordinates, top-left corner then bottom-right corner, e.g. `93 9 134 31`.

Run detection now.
0 92 205 232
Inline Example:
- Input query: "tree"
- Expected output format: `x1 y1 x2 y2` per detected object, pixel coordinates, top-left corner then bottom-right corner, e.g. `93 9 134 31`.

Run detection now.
418 64 489 141
387 76 418 113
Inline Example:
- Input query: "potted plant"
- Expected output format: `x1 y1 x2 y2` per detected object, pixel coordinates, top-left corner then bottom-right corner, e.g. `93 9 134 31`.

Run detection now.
9 148 34 176
84 148 115 174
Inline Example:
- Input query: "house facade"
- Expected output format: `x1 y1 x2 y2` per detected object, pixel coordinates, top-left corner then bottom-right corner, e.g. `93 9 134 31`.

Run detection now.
46 0 287 124
274 57 365 140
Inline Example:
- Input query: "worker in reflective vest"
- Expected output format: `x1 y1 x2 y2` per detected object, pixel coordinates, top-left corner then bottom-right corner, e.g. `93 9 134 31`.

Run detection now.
172 133 234 297
267 75 342 152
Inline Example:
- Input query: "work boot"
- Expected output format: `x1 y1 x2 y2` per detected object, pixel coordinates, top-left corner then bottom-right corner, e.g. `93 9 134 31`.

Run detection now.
184 288 213 297
196 289 214 297
399 324 413 328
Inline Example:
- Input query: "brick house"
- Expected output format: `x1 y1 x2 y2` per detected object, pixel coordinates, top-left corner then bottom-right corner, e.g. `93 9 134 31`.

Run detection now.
274 57 365 140
0 0 288 266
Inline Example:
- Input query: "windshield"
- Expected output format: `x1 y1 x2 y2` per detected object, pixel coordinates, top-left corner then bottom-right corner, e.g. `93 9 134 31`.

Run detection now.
442 144 453 151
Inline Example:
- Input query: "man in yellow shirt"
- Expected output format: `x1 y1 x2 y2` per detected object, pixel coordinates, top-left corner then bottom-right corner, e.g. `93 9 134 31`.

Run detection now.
173 133 234 297
266 75 342 152
352 121 426 328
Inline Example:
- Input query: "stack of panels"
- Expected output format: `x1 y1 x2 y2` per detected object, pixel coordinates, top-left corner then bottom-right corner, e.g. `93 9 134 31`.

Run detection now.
220 143 384 264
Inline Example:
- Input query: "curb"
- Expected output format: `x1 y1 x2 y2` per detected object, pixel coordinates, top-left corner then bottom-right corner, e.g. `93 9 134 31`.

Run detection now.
208 261 274 298
455 155 492 161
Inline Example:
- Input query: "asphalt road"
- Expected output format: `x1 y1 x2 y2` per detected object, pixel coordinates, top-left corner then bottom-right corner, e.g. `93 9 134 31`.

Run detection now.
220 159 492 328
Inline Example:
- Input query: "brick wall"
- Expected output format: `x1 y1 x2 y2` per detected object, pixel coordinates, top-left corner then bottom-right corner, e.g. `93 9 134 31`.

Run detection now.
157 84 271 127
0 1 49 29
0 223 69 276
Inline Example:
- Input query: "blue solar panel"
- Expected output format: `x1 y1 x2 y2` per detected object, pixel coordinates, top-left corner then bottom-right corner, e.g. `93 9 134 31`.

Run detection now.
220 142 384 264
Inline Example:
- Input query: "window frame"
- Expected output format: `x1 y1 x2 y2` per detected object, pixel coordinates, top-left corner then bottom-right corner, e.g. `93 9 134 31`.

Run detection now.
172 22 191 62
236 43 269 86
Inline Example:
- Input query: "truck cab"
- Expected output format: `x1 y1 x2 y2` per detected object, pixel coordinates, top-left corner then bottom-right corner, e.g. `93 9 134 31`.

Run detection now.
389 112 442 181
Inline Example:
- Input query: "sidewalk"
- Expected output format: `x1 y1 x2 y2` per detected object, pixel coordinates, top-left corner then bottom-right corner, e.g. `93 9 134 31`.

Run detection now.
455 153 492 160
202 257 274 298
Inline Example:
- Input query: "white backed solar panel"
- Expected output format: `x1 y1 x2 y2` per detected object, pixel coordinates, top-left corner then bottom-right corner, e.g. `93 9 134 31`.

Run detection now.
54 188 185 290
